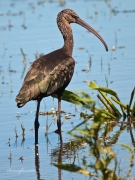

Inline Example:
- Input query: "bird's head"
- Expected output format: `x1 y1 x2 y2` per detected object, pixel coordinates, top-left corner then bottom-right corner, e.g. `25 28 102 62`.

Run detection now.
57 9 108 51
58 9 79 23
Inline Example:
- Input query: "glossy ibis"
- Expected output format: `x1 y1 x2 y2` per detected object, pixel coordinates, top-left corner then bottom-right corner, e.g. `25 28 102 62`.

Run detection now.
16 9 108 145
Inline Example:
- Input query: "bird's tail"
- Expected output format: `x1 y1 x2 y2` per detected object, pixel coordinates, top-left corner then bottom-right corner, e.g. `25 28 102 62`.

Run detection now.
15 79 40 108
15 94 27 108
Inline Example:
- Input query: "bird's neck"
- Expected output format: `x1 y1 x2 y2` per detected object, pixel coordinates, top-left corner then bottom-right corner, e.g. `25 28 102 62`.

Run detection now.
58 21 74 56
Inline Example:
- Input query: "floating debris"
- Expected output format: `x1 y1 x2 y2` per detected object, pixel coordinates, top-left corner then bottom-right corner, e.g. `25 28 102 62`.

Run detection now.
14 126 18 138
8 20 13 28
19 156 24 162
7 138 11 146
58 0 66 6
117 46 125 49
0 89 4 97
0 12 4 16
30 127 34 131
51 108 56 114
78 47 84 50
39 110 65 115
111 46 116 51
65 114 70 120
21 122 25 136
81 69 88 72
8 151 12 160
16 112 21 119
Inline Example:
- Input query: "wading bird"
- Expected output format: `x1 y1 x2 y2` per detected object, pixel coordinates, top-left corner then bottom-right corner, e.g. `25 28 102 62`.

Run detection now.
16 9 108 145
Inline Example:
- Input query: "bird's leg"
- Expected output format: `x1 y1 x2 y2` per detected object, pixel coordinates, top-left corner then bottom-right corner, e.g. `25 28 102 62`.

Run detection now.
57 95 62 130
57 93 63 143
35 99 41 145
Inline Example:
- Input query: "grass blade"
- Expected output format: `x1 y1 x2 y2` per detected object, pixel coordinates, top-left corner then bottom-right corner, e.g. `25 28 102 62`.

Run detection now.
99 91 121 117
97 94 115 115
129 87 135 109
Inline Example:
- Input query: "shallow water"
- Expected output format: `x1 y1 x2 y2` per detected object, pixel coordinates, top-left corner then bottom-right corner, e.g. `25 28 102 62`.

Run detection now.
0 0 135 179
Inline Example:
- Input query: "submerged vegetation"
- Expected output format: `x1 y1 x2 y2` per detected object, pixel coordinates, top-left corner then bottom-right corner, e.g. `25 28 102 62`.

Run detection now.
53 82 135 179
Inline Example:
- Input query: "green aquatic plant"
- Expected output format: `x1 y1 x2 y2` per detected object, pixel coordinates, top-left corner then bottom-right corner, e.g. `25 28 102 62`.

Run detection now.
52 81 135 119
88 81 135 118
53 111 135 179
52 82 135 179
53 111 117 179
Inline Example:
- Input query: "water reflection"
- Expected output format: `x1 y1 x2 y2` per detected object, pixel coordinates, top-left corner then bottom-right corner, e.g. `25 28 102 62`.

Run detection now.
128 116 135 148
57 146 62 180
35 145 41 180
8 115 135 179
8 151 12 167
34 131 63 180
51 115 135 178
129 127 135 148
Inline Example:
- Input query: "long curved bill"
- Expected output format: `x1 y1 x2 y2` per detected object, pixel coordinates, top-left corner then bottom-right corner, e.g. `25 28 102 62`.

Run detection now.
76 18 108 51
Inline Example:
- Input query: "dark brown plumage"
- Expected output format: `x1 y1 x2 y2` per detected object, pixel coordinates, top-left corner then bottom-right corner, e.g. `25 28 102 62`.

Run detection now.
16 9 108 144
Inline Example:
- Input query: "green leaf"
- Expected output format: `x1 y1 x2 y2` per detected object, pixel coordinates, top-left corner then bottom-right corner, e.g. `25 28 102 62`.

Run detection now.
74 90 95 104
120 143 134 154
88 81 125 116
88 81 118 97
20 48 26 61
53 163 95 176
52 90 93 108
111 97 127 109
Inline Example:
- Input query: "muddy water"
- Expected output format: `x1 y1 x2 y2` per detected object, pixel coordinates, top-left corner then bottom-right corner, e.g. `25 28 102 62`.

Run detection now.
0 0 135 179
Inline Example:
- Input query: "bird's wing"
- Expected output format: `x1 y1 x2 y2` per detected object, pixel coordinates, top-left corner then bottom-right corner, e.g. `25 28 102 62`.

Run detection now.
16 55 75 107
39 58 75 95
16 57 48 107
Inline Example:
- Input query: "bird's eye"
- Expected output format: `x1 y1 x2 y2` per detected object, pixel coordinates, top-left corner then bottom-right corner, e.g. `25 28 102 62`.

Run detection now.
71 14 78 19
